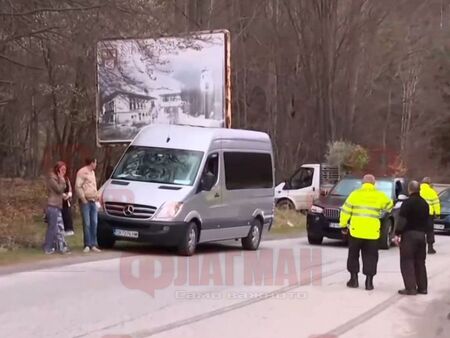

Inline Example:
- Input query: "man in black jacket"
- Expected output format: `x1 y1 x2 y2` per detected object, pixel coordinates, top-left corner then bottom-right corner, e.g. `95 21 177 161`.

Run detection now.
394 180 431 295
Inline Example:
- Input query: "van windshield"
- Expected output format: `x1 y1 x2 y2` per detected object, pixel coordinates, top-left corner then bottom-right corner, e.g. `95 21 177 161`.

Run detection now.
329 178 393 199
112 146 204 186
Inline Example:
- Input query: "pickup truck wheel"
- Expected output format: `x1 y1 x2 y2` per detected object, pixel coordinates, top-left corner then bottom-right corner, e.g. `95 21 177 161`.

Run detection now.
178 222 198 256
242 219 263 250
379 219 393 250
276 199 295 210
308 235 323 245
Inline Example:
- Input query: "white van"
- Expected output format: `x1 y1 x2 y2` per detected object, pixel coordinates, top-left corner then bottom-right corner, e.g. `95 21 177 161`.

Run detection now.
97 124 275 255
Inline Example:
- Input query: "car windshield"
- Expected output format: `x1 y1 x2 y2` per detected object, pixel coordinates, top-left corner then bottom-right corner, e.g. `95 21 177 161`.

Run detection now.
329 178 393 199
439 189 450 203
112 146 204 186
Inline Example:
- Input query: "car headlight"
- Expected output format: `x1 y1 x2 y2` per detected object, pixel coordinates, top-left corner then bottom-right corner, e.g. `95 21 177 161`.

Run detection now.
153 202 183 220
310 205 324 214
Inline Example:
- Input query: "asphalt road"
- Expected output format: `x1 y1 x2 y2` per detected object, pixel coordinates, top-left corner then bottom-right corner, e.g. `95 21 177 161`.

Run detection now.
1 234 449 338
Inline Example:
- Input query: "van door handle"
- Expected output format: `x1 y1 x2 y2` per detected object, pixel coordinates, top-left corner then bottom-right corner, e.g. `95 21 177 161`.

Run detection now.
214 193 220 198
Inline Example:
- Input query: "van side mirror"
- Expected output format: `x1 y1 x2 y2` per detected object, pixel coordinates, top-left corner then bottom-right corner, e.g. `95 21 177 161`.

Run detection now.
200 172 216 192
283 179 291 190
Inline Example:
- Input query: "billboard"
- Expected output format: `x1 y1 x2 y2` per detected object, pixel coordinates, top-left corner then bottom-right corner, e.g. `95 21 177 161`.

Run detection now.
96 30 230 144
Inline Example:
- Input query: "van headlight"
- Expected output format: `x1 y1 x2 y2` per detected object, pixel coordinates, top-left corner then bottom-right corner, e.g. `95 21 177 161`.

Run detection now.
310 205 324 214
153 202 183 220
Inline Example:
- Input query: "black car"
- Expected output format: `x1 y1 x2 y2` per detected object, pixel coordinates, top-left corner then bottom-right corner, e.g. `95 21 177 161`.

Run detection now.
306 176 407 250
434 188 450 233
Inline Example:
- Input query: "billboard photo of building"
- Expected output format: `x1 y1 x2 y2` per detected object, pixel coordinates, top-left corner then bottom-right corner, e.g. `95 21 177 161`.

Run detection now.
96 30 229 144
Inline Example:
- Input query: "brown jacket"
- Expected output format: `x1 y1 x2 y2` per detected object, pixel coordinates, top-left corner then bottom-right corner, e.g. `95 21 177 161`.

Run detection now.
75 166 98 203
47 172 67 209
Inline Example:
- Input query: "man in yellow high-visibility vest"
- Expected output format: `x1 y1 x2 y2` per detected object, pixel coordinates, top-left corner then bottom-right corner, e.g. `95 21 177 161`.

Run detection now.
420 177 441 254
339 174 394 290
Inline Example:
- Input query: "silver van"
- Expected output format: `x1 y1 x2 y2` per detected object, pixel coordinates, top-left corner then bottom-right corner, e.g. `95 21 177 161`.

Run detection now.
97 124 275 255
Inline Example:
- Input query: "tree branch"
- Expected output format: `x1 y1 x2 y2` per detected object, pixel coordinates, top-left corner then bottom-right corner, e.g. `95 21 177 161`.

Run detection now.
0 4 106 16
0 54 43 70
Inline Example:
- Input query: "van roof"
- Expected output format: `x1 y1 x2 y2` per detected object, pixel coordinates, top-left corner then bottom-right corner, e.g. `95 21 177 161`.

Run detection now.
131 124 271 151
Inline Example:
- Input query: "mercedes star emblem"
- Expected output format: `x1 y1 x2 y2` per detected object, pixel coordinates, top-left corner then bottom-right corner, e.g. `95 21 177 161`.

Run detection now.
123 205 134 216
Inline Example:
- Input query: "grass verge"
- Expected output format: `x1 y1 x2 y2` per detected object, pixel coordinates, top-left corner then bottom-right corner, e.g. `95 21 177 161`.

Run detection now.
0 177 307 267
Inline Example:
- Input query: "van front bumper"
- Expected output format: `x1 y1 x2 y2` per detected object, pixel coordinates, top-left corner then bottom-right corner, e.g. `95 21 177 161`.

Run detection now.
98 213 187 246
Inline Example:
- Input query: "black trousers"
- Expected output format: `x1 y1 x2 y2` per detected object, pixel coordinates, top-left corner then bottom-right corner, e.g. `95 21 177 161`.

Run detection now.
400 230 427 291
426 216 435 245
347 236 379 276
62 203 74 232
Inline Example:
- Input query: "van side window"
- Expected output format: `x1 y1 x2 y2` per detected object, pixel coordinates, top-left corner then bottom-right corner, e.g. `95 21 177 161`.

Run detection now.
290 168 314 190
203 153 219 183
224 152 273 190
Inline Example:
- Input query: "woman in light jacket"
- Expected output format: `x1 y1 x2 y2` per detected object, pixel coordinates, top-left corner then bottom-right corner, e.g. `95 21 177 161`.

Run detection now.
43 161 70 254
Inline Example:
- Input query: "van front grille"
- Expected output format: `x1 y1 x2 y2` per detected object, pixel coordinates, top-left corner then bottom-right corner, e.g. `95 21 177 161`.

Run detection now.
105 202 157 220
324 208 340 220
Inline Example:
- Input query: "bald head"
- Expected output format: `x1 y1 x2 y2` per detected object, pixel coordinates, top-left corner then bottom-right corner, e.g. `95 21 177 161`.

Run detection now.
422 177 431 184
362 174 376 185
408 180 420 194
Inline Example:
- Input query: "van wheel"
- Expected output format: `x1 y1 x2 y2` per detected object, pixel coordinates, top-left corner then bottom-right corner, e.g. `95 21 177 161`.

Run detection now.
379 219 393 250
276 199 295 210
178 222 198 256
97 223 115 249
242 219 262 250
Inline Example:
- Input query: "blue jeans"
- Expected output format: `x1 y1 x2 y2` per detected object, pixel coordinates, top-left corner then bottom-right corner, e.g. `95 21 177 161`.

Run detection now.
81 201 98 248
43 206 66 253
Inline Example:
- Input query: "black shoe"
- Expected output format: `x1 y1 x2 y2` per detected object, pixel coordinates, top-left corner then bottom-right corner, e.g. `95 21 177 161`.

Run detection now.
428 246 436 254
347 273 359 288
365 276 374 290
417 289 428 295
398 289 418 295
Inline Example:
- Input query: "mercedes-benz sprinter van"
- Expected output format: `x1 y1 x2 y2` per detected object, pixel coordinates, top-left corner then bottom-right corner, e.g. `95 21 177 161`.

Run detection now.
97 124 275 255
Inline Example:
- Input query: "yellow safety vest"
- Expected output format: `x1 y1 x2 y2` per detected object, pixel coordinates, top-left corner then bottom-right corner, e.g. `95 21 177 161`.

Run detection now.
420 183 441 216
339 183 394 240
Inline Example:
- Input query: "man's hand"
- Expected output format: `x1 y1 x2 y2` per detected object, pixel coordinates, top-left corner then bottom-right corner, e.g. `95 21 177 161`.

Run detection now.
394 235 401 245
341 228 348 235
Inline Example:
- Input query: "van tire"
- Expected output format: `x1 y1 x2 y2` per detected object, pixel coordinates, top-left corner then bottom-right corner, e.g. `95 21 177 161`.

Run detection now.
276 199 295 210
242 219 263 250
308 235 323 245
379 219 393 250
97 224 115 249
178 222 198 256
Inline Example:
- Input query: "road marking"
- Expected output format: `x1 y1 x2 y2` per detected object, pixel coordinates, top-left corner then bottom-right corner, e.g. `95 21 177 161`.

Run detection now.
117 266 343 338
74 260 343 338
325 269 448 336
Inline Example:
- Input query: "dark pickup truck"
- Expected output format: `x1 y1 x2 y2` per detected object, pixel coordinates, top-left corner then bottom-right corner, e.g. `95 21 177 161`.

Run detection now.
306 176 407 250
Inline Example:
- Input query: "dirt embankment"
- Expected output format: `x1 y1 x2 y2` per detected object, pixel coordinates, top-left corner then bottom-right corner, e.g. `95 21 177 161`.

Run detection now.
0 178 50 250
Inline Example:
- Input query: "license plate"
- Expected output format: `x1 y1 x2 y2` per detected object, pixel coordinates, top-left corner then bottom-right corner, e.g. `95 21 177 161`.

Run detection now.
113 229 139 238
434 223 445 230
329 222 341 229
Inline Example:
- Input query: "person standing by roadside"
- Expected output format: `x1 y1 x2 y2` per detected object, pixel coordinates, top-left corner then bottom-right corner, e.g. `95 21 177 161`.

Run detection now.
395 180 430 295
339 174 394 290
75 157 101 253
62 169 74 236
420 177 441 254
43 161 70 254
